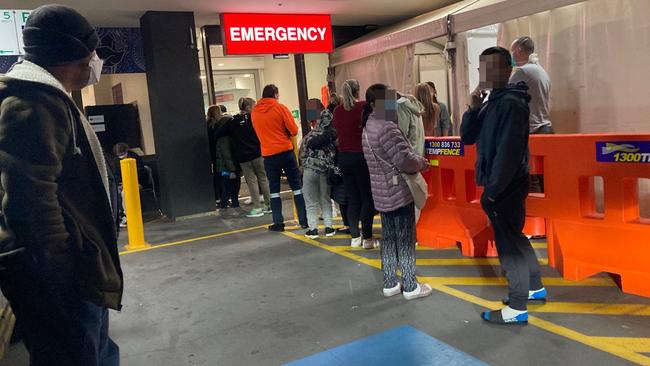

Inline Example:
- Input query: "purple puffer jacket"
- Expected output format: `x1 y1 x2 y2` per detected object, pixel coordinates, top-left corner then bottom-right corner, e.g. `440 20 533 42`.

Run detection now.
362 114 429 213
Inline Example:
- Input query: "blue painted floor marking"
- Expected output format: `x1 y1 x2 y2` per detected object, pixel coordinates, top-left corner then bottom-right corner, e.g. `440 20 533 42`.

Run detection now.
284 325 487 366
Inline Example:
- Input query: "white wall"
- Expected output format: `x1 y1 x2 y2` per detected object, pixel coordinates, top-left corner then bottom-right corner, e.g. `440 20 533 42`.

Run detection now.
260 54 300 123
83 73 155 154
466 25 498 93
304 53 330 101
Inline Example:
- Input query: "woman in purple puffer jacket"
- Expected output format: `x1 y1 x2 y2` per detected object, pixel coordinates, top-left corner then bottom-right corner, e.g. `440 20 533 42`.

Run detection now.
362 83 433 301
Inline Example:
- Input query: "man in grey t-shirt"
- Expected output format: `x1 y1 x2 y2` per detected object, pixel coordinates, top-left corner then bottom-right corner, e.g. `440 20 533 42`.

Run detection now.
510 36 553 134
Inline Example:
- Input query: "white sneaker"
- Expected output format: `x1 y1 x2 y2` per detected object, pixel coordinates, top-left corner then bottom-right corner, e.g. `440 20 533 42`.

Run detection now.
383 283 401 297
403 283 433 300
351 237 362 248
363 238 380 250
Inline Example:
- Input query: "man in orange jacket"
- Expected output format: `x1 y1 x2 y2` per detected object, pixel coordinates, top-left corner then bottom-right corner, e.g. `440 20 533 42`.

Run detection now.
251 84 307 231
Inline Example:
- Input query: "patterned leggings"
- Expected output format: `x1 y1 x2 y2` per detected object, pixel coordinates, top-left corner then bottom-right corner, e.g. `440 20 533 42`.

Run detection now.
380 203 417 292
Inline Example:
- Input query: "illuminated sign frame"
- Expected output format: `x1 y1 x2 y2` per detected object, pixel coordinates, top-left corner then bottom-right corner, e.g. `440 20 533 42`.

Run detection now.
221 13 333 55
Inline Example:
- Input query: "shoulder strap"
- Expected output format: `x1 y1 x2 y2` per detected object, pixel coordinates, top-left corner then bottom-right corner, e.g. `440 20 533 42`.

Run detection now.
363 130 398 172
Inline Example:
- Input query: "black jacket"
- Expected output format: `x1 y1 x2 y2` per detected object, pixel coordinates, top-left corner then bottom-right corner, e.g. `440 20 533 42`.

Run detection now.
215 112 262 164
0 76 123 310
460 83 531 200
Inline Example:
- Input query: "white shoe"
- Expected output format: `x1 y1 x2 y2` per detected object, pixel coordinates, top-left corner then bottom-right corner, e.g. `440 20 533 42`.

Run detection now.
403 283 433 300
383 283 401 297
244 197 253 205
363 238 380 250
351 237 362 248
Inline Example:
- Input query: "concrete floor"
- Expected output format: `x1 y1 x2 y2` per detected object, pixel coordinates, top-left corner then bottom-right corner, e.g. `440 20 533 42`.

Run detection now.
4 197 650 365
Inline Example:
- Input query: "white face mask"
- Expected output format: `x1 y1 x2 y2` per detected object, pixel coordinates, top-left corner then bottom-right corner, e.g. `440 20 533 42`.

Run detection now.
87 53 104 86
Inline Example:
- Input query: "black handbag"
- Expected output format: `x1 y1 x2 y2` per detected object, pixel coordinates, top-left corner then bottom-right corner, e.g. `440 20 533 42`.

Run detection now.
327 165 343 186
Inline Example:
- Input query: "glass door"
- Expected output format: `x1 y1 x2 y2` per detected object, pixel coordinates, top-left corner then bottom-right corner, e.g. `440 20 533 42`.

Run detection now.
212 70 261 115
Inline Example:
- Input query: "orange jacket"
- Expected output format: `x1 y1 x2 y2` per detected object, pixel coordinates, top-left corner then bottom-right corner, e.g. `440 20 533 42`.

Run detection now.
251 98 298 157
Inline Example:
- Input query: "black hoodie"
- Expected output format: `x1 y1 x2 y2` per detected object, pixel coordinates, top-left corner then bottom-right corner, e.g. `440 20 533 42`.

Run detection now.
460 82 531 200
214 112 262 164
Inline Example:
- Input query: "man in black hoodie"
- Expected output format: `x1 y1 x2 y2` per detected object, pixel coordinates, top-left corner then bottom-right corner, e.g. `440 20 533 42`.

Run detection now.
0 5 122 365
461 47 546 325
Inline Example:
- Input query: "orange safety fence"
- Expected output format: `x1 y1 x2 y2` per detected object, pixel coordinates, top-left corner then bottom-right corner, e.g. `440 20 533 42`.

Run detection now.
417 134 650 297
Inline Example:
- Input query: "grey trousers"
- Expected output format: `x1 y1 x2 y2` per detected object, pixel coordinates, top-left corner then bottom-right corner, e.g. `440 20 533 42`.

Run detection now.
481 175 543 310
240 157 271 210
380 203 418 292
303 168 332 229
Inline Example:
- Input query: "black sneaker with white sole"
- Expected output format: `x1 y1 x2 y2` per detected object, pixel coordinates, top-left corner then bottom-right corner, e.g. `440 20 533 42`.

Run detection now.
268 223 285 232
325 227 336 237
305 229 319 239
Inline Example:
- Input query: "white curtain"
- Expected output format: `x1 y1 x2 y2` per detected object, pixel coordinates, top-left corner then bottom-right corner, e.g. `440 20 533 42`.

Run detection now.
498 0 650 134
334 45 415 97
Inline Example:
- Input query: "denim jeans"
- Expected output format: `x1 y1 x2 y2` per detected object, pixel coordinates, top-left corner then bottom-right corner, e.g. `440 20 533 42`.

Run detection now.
263 150 307 226
303 168 332 230
1 261 119 366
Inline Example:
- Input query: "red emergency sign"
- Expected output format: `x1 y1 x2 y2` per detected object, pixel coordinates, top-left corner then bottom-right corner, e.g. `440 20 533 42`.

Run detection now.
221 13 333 55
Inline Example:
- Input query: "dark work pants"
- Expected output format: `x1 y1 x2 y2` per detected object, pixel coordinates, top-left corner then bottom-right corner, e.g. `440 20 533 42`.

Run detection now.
1 263 119 366
529 125 554 193
338 152 375 239
263 150 307 226
481 175 543 311
340 203 349 227
219 174 240 209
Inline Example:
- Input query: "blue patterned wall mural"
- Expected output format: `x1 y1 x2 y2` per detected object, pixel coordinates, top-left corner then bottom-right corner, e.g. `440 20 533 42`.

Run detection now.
0 27 146 74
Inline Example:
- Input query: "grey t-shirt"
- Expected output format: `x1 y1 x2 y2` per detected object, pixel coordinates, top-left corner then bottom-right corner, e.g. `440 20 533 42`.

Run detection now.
510 62 552 133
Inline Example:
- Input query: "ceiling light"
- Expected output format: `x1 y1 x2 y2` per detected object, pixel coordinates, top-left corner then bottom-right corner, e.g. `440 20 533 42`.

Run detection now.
217 63 225 66
243 74 252 78
200 76 206 79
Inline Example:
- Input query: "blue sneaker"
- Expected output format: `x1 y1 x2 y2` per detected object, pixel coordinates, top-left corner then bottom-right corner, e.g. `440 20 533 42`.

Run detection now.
482 309 528 325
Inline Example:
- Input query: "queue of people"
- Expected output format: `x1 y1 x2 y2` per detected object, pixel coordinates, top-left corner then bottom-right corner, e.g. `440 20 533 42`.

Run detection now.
0 3 556 365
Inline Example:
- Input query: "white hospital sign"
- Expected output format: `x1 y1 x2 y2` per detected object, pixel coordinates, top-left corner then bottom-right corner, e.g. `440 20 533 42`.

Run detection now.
0 10 32 56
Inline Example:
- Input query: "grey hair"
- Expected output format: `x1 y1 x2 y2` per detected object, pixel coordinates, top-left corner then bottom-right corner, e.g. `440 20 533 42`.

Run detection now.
513 36 535 54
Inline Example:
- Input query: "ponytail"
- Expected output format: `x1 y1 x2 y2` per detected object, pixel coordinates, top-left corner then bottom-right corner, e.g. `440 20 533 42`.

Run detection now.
342 79 360 111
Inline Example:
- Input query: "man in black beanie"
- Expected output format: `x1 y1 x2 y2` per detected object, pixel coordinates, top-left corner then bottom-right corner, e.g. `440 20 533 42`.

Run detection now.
0 5 123 365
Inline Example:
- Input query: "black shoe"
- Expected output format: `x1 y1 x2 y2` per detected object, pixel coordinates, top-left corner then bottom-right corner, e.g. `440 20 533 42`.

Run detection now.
336 227 351 235
305 229 319 239
325 227 336 237
268 223 285 232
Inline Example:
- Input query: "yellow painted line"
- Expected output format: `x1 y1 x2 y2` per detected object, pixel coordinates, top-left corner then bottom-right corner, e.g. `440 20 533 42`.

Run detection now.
527 316 650 365
366 258 549 266
428 283 650 365
591 337 650 353
419 276 615 287
282 232 647 364
528 302 650 316
119 224 268 255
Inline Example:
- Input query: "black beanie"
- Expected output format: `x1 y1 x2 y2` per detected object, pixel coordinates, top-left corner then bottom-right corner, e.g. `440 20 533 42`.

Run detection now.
23 5 99 67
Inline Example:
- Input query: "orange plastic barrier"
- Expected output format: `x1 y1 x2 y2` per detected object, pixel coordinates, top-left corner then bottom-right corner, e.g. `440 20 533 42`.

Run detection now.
417 134 650 297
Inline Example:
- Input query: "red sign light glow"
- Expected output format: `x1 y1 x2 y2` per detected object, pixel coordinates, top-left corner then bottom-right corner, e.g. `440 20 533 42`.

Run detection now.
221 13 333 55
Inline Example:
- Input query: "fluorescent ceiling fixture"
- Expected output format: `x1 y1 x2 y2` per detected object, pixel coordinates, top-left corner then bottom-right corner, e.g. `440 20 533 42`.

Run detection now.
217 63 225 66
243 74 252 78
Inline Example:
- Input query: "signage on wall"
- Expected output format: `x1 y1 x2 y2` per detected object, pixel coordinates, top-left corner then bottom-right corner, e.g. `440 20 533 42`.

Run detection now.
221 13 333 55
0 9 31 56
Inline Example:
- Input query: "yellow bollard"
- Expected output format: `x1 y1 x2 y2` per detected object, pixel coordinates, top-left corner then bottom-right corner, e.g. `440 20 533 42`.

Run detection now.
120 158 150 250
